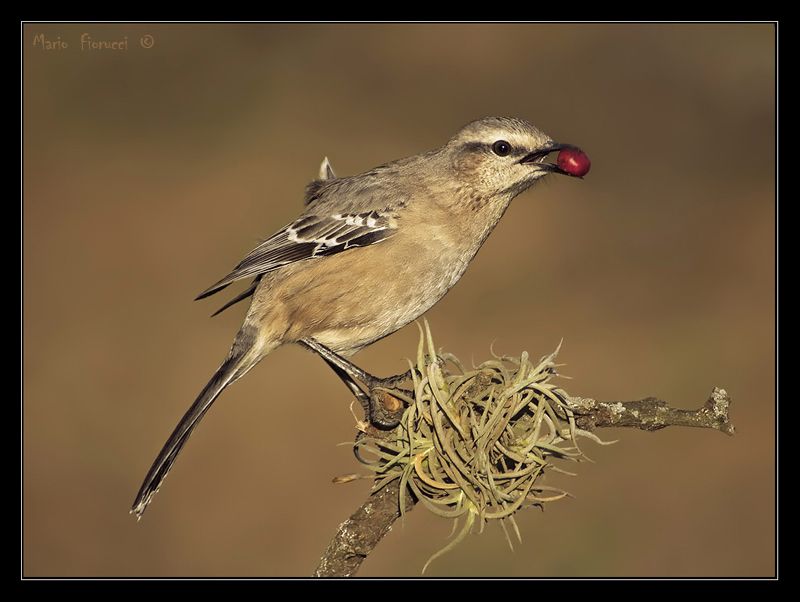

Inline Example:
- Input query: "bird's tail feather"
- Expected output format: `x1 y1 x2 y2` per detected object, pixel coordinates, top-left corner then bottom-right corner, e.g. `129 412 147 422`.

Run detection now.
131 328 263 519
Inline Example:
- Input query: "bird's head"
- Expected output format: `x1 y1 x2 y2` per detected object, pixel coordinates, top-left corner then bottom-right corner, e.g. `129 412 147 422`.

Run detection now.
445 116 590 199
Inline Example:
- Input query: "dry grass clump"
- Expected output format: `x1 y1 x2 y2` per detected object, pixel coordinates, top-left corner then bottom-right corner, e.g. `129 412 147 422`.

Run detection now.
354 322 613 572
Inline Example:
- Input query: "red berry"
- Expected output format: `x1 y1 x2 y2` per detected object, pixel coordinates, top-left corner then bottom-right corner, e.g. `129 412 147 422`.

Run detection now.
557 147 591 177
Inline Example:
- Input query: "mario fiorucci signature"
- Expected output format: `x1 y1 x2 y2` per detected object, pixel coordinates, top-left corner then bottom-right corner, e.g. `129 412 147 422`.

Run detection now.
31 32 155 51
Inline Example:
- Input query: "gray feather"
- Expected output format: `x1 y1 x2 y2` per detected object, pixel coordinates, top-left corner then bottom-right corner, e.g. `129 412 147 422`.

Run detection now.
198 155 417 301
211 277 261 317
319 156 336 180
196 209 398 300
131 329 258 519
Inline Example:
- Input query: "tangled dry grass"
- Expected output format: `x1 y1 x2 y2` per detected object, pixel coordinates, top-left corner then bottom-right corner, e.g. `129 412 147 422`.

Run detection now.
353 322 614 572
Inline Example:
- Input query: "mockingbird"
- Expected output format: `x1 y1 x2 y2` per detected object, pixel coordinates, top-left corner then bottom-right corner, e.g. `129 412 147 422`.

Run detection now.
131 116 590 518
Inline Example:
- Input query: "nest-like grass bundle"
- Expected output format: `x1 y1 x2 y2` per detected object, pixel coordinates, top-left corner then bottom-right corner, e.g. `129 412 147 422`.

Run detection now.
354 322 613 572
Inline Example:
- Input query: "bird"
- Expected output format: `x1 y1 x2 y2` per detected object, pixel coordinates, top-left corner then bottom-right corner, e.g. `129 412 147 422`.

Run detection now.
131 116 590 519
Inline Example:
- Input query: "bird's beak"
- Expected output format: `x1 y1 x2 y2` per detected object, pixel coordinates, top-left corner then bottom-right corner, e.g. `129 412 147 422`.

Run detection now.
519 143 571 175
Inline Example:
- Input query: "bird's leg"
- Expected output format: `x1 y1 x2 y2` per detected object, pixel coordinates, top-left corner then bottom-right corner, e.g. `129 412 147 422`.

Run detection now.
316 360 374 464
319 360 371 415
299 338 412 429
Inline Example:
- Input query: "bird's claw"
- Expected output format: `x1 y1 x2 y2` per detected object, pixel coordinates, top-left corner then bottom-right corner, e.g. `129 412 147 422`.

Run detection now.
367 389 407 429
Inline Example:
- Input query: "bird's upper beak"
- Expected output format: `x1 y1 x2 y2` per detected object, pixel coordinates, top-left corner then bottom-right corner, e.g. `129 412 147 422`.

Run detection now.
519 143 571 175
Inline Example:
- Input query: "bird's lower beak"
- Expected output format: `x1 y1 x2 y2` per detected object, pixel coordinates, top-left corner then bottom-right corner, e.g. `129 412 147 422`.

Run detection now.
519 143 571 175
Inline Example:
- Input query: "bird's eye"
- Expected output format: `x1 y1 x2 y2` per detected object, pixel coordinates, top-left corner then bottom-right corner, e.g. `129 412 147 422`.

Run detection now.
491 140 512 157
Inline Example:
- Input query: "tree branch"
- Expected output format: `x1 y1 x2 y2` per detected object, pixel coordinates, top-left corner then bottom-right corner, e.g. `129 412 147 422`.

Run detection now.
313 386 733 577
313 480 407 577
569 387 735 436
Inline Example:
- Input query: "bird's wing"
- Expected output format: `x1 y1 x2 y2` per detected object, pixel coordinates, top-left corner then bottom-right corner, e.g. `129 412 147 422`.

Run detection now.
196 210 397 300
211 158 337 314
210 276 262 317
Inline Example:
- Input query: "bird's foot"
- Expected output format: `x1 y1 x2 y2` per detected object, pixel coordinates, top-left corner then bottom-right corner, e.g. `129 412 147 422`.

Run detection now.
351 374 412 464
364 372 414 429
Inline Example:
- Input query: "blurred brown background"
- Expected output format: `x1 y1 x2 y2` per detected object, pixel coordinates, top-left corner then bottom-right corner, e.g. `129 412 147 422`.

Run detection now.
22 23 775 577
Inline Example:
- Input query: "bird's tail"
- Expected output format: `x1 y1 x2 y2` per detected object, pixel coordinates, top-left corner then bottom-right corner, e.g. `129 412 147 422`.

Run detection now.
131 327 266 519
